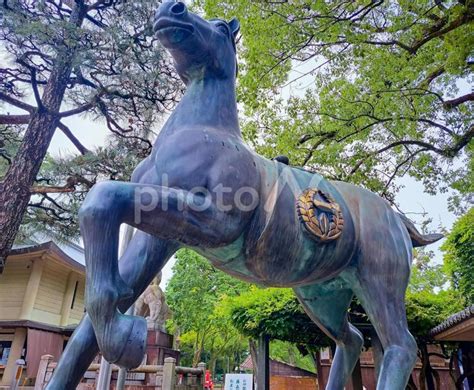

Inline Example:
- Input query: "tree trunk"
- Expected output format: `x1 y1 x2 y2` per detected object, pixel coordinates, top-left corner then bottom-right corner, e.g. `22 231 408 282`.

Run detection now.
192 346 202 367
192 332 204 367
0 3 86 272
208 356 217 377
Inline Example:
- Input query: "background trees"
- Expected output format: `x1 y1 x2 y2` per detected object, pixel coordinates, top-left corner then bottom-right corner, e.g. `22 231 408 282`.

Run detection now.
196 0 473 210
166 249 250 370
0 0 181 270
442 208 474 305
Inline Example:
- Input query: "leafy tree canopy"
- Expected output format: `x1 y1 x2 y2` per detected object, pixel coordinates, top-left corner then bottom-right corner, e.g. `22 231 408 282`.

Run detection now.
442 207 474 305
198 0 473 210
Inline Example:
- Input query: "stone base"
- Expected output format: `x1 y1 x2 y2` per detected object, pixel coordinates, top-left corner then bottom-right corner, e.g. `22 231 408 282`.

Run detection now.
145 330 180 366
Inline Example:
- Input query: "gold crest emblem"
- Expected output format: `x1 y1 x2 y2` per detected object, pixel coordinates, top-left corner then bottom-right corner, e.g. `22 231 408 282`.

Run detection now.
296 188 344 242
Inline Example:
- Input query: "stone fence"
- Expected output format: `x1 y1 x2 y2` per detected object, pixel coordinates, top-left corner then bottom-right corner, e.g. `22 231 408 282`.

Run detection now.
34 355 206 390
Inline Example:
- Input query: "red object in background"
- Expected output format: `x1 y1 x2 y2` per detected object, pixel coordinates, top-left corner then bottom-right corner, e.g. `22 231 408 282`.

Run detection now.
205 370 214 389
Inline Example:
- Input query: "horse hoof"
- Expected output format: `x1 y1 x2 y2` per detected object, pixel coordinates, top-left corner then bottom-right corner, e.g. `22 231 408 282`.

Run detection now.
113 316 147 369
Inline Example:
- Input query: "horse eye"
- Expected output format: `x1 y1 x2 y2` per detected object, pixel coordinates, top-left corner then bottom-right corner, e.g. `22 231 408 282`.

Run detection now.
217 24 229 36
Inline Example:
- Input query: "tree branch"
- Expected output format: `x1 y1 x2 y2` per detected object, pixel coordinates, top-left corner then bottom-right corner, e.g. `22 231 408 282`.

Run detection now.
57 122 90 155
410 9 474 54
419 67 445 87
444 92 474 109
364 39 415 53
0 114 30 125
17 55 45 111
30 174 93 194
350 125 474 176
30 185 75 194
58 94 102 117
0 91 35 112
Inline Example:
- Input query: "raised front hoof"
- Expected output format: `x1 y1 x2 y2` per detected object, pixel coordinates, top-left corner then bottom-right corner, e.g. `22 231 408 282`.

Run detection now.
103 315 147 369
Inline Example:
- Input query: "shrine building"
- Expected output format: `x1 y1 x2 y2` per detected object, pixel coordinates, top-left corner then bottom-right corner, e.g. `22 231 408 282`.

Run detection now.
0 240 85 387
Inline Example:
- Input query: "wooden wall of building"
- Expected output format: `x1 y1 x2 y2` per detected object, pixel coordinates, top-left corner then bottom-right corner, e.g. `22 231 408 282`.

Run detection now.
271 376 318 390
31 262 69 325
69 279 85 324
0 259 32 320
0 254 85 327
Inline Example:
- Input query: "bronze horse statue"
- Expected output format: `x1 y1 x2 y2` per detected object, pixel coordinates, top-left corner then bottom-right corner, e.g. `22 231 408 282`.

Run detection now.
46 2 442 389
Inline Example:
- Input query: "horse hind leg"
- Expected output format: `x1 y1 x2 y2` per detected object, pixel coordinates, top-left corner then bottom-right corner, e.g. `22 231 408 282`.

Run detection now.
294 283 363 390
352 246 417 389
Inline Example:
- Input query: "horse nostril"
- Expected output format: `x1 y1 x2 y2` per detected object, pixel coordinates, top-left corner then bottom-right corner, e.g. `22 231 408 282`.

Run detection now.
170 2 186 16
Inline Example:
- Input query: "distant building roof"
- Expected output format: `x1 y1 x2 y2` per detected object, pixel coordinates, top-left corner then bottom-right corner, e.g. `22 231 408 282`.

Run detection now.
9 240 85 273
430 305 474 342
12 233 85 266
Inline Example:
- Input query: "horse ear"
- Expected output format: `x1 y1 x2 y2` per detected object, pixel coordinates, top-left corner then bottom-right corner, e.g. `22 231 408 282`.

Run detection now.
228 18 240 38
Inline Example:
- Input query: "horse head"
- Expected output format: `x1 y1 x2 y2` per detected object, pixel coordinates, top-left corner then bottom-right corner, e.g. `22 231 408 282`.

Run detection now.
154 1 240 84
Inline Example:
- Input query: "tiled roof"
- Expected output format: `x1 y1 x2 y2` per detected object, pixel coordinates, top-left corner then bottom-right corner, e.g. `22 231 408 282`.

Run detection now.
430 305 474 337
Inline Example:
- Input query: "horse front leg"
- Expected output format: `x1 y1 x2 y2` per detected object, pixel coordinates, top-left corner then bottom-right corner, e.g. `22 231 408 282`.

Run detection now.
45 231 178 389
79 180 244 369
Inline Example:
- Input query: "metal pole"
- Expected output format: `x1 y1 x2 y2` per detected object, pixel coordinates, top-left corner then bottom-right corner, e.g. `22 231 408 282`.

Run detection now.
96 357 112 390
256 334 269 390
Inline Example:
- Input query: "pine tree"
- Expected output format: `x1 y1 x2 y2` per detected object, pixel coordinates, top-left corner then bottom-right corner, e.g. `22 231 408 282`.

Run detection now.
0 0 181 271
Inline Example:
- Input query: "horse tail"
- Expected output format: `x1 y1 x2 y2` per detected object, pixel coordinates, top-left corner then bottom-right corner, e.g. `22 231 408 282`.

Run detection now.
398 213 444 248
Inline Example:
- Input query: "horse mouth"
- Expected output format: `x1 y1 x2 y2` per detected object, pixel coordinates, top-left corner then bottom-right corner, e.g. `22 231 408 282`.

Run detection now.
154 18 194 43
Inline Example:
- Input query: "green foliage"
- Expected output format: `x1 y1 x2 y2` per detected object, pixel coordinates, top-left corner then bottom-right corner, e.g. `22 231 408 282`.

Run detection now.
270 340 316 373
222 286 330 348
405 289 463 340
198 0 474 209
408 250 448 294
166 249 250 367
442 208 474 305
406 253 464 339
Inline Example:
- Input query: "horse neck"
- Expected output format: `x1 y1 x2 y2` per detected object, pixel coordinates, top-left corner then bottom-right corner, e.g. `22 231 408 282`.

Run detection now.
163 74 240 137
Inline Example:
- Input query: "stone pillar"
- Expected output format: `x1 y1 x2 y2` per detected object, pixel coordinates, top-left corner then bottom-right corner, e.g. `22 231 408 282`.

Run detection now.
0 328 27 386
197 362 206 386
256 334 269 390
162 357 176 390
